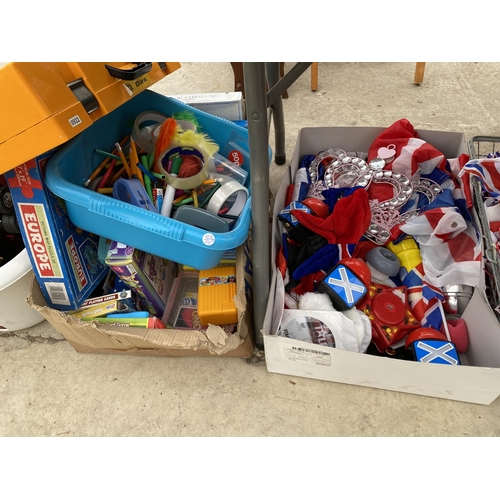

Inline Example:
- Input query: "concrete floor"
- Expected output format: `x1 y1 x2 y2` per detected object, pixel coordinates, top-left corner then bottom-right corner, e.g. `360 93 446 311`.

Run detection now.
3 62 500 437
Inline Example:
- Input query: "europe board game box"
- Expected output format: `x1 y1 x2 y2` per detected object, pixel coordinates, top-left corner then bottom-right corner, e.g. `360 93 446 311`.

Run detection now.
4 149 108 310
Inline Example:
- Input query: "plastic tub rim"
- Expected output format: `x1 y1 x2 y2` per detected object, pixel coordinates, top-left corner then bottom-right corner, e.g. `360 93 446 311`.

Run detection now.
0 248 32 292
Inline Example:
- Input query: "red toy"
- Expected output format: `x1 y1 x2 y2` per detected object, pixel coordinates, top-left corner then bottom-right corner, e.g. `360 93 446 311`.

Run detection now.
405 327 447 349
357 283 421 353
301 197 329 219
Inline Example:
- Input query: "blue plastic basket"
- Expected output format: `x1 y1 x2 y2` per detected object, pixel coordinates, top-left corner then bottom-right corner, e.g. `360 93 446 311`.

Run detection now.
45 90 261 270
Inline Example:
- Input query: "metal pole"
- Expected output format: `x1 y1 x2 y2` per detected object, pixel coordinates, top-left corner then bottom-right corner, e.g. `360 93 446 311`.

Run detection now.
243 62 269 350
266 62 312 108
266 62 286 165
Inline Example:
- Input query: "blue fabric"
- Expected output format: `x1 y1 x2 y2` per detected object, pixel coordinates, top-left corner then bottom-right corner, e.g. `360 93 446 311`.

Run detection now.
292 243 340 281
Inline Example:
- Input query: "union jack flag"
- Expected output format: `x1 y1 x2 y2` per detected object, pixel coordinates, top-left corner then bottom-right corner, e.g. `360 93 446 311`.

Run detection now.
400 203 482 289
458 157 500 206
400 261 445 331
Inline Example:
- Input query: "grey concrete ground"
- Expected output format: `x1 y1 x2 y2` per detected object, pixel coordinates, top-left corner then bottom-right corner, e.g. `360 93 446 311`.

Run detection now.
3 62 500 438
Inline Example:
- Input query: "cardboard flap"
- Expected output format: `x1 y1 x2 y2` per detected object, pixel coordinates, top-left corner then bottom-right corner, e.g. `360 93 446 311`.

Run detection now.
28 255 249 355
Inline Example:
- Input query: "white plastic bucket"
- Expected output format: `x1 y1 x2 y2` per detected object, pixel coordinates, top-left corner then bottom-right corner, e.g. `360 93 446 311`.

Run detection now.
0 249 44 331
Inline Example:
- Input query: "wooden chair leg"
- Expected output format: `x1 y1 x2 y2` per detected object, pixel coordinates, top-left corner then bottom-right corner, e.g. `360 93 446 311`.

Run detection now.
414 62 426 85
230 62 245 98
230 62 288 99
311 62 318 91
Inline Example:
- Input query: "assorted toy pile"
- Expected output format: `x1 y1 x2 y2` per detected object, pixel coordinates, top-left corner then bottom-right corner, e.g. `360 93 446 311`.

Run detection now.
82 109 248 231
4 108 247 332
274 118 487 365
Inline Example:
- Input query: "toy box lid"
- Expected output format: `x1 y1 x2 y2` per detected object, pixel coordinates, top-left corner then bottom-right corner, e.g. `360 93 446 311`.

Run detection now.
0 62 180 175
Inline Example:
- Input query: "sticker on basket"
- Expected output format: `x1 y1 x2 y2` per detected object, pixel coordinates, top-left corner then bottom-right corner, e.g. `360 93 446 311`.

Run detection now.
228 150 244 167
280 343 332 366
122 74 153 97
202 233 215 246
68 115 83 128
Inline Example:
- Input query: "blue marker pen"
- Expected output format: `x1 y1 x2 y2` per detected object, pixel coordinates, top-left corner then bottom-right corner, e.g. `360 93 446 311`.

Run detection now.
106 311 150 319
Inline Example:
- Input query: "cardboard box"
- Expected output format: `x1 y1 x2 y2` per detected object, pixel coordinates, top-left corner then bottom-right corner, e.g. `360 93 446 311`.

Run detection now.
263 127 500 405
168 92 245 121
28 238 254 358
5 151 108 310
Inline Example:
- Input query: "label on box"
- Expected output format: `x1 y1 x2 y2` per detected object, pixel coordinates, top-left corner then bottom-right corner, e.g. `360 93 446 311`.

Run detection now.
122 74 153 96
45 282 71 306
199 274 236 286
280 343 332 366
68 115 83 128
17 203 62 278
65 235 88 291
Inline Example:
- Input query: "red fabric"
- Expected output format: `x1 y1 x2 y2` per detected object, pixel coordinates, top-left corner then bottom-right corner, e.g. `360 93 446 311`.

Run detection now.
290 271 325 296
291 188 371 244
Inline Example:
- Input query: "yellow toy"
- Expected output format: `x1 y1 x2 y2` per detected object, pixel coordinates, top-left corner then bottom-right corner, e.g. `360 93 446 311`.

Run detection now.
198 266 238 326
387 236 422 273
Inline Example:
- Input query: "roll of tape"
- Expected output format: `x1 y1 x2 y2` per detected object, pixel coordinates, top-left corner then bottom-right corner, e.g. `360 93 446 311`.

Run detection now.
157 146 209 190
132 111 168 153
206 180 248 221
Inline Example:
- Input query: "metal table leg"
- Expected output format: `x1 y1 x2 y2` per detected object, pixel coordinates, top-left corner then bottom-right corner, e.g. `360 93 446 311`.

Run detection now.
243 63 269 349
265 62 286 165
242 62 313 350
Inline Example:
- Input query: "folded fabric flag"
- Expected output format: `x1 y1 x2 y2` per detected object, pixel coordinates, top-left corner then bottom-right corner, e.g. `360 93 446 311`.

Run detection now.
458 157 500 207
365 118 460 216
292 155 316 203
367 118 448 178
400 201 482 288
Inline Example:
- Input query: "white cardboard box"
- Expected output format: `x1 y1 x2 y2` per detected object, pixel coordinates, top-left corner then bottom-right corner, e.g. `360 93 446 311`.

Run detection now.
263 127 500 405
168 92 245 121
